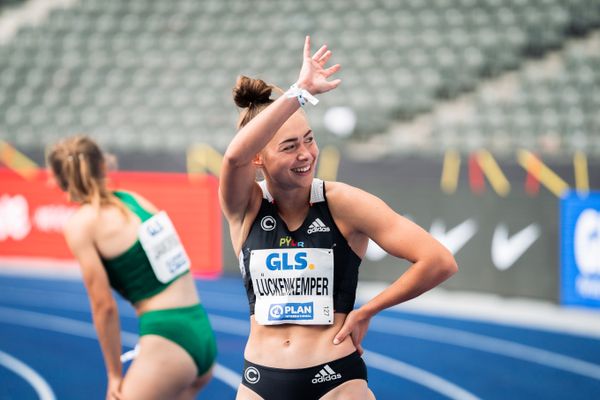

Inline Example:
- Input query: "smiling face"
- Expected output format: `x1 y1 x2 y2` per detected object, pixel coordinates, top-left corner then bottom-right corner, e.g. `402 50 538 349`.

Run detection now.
255 110 319 190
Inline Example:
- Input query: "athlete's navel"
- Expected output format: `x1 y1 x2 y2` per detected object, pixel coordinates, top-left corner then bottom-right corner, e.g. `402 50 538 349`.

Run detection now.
283 339 291 346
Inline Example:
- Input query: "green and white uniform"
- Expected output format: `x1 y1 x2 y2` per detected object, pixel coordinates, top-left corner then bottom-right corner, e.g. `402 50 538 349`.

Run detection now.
102 191 216 375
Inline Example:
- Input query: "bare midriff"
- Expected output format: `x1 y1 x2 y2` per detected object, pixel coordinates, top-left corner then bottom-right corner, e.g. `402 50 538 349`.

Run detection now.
244 312 356 368
134 273 200 315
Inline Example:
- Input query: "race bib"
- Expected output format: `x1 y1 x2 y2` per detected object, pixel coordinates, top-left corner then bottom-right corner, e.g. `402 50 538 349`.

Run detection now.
138 211 190 283
250 248 334 325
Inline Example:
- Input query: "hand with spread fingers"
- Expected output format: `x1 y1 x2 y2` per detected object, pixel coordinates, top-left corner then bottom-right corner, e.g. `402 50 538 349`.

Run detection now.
296 35 342 95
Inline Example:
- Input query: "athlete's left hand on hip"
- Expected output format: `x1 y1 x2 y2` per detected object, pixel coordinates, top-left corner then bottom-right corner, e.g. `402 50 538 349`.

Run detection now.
333 309 372 355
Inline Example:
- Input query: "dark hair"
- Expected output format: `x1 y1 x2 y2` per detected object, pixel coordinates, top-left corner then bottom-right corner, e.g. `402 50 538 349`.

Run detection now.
46 135 125 213
233 75 283 129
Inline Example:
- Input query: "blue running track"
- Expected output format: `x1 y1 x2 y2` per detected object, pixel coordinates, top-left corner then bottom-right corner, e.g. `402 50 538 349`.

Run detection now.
0 272 599 399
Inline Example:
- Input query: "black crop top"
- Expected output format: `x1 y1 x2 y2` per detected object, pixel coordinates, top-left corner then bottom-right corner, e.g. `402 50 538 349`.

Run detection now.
239 179 362 319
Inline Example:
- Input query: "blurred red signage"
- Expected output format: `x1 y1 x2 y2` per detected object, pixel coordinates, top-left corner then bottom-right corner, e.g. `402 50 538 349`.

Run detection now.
0 168 222 278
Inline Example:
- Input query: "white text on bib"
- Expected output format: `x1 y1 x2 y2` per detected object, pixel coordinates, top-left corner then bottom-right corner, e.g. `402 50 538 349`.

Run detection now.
138 211 190 283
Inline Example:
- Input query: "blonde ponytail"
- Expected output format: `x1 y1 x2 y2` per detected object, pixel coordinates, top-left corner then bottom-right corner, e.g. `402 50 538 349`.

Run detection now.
46 135 128 216
77 153 101 209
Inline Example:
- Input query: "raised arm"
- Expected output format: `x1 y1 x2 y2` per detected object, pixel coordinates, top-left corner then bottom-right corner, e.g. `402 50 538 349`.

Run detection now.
219 36 341 225
327 182 458 351
64 213 123 400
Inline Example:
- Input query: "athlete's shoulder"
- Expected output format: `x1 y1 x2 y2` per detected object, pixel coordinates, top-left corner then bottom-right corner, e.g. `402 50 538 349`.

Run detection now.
324 181 370 204
325 181 388 227
118 189 159 213
64 205 97 245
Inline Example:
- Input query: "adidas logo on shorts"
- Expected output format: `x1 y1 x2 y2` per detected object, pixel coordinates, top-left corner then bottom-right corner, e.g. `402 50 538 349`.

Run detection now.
307 218 331 234
312 364 342 384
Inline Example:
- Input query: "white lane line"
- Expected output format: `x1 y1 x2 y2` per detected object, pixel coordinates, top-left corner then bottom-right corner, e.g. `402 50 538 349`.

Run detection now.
0 272 597 340
363 350 481 400
0 260 80 279
371 316 600 381
0 306 240 390
357 283 600 340
196 314 480 399
208 314 250 336
6 282 599 388
5 283 600 382
212 363 243 390
0 350 56 400
0 285 136 315
0 285 244 315
0 285 246 322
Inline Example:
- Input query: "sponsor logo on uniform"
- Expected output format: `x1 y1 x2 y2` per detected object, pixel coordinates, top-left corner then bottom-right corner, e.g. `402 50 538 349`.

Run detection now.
253 250 328 297
312 364 342 384
244 366 260 384
266 251 309 270
261 216 276 231
268 302 314 321
307 218 330 234
279 236 304 247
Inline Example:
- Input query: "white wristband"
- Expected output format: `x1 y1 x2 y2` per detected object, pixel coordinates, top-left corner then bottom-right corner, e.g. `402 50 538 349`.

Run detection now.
285 83 319 106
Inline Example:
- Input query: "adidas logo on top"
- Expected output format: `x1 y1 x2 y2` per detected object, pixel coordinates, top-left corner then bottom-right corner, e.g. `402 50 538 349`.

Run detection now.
307 218 331 234
312 364 342 384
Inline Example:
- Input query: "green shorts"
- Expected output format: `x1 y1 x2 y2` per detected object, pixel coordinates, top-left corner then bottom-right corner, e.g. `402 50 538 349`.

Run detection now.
139 303 217 376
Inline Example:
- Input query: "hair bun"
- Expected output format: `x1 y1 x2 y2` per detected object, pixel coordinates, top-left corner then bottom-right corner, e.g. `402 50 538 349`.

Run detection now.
233 76 273 108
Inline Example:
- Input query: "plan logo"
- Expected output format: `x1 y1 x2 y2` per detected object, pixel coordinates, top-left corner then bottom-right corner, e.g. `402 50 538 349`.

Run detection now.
268 302 314 321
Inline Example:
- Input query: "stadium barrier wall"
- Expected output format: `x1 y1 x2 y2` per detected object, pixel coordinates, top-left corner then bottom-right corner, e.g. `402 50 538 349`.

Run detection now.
0 168 222 277
2 152 597 306
216 155 596 305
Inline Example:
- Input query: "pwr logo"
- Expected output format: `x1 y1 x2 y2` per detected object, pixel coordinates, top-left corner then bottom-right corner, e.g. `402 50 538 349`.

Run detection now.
0 195 31 241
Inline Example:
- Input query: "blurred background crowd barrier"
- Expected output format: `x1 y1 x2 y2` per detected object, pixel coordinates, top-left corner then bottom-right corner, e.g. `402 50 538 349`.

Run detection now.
1 0 599 308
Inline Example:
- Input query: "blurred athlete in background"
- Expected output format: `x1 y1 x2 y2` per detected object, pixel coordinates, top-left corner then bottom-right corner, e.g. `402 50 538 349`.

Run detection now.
47 135 216 400
220 36 458 399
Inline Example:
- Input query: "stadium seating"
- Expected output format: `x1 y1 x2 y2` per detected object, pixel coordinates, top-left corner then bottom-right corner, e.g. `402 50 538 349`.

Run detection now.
430 33 600 156
0 0 25 10
0 0 599 155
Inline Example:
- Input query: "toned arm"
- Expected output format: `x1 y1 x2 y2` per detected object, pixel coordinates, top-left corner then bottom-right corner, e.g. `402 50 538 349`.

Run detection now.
64 210 123 382
220 36 341 252
327 181 458 315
